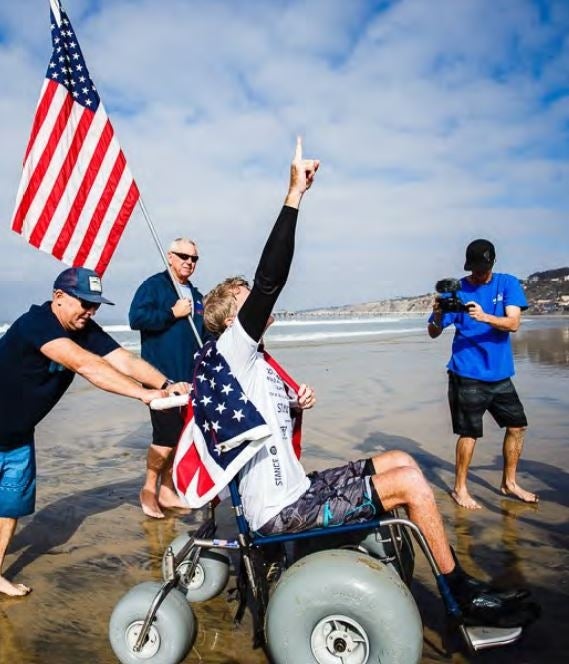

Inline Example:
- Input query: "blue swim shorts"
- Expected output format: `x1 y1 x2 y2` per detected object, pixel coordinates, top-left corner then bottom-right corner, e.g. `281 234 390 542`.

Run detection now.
0 442 36 518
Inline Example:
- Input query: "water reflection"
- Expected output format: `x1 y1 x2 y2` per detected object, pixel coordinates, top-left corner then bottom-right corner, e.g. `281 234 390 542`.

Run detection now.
513 322 569 369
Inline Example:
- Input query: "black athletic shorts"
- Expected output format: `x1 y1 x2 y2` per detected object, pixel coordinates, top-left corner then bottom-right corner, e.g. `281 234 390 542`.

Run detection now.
447 371 527 439
149 407 185 448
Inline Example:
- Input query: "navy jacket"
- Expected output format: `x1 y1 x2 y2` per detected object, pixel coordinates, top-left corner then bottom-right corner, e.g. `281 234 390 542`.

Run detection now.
129 271 206 382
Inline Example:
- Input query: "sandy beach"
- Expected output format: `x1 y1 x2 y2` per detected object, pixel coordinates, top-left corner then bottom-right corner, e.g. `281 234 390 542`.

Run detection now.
1 317 568 663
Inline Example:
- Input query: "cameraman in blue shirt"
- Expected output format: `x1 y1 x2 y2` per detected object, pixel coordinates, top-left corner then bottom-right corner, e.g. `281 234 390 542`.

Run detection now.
428 239 538 509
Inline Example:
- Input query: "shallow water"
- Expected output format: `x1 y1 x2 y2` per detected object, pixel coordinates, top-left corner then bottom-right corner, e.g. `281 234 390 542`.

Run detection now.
1 318 568 663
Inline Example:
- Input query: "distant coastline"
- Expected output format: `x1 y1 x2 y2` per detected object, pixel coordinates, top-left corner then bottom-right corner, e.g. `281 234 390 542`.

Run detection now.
285 266 569 318
1 268 567 331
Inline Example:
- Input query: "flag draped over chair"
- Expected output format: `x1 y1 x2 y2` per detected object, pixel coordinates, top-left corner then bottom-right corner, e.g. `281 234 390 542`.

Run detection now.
173 342 303 508
11 0 139 275
173 341 271 507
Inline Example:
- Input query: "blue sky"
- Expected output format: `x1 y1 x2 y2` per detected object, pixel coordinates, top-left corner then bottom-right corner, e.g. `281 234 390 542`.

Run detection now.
0 0 567 323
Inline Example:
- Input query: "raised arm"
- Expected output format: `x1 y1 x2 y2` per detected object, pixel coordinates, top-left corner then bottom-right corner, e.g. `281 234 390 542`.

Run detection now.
239 138 319 341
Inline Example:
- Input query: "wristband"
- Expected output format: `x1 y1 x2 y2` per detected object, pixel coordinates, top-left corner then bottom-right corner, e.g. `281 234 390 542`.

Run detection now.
160 379 175 389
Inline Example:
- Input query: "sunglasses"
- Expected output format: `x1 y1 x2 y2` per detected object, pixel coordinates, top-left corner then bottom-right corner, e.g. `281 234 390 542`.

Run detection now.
78 299 101 311
172 252 199 264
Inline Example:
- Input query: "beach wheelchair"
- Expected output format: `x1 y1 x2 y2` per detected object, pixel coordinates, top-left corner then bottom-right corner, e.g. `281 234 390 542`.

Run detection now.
108 477 526 664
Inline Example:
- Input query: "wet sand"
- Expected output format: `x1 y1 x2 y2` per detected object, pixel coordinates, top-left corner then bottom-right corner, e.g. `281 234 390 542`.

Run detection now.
1 318 568 663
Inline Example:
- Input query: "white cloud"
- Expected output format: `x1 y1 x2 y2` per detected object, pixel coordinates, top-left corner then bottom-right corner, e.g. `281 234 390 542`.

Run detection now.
0 0 567 322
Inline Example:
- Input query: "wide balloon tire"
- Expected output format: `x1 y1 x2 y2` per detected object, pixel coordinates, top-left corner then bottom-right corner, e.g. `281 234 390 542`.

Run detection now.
161 533 231 602
265 549 423 664
358 523 415 586
109 581 195 664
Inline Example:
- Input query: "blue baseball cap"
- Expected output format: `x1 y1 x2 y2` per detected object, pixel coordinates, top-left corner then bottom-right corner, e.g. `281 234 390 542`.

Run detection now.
53 267 115 305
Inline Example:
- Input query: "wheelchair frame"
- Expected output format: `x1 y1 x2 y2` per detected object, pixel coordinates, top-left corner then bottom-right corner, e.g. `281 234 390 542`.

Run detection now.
124 478 523 660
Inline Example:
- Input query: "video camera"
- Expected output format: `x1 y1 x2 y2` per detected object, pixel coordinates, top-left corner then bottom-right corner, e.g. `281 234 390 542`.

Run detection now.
435 278 472 313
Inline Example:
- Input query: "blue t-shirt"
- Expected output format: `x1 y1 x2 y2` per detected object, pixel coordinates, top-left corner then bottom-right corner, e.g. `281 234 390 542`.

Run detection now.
0 302 120 447
428 273 527 382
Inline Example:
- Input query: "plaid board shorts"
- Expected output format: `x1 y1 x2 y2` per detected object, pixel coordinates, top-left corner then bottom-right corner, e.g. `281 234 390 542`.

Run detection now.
257 458 383 536
448 371 528 439
0 442 36 518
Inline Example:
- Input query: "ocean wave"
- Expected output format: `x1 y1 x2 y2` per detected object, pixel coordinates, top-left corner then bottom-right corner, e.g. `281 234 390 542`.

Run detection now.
101 324 132 333
267 326 423 343
272 316 406 327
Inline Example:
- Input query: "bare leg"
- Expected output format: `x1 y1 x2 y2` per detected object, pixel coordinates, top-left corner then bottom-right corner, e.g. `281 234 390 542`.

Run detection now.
140 444 171 519
0 517 31 596
372 465 454 573
500 427 538 503
371 449 421 475
452 436 481 509
158 451 189 510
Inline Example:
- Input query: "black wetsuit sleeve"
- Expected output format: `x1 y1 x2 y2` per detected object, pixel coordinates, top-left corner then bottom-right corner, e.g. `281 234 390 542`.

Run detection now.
238 205 298 342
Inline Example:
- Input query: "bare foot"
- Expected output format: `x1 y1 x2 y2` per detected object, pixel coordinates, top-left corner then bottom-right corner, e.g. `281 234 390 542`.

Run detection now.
451 489 482 510
0 576 32 597
158 485 190 511
140 489 165 518
500 483 539 504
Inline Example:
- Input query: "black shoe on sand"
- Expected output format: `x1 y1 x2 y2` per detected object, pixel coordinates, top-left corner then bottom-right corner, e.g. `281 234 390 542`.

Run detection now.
461 591 541 628
460 574 531 602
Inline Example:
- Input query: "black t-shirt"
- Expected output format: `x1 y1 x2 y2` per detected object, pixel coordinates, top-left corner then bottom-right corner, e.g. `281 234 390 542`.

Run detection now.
0 302 120 447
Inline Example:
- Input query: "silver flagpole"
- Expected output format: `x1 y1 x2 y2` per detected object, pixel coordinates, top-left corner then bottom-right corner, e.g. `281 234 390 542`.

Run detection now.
137 197 203 349
47 1 202 348
49 0 62 26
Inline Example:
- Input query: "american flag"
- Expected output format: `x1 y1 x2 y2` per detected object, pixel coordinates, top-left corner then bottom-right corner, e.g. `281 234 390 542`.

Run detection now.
174 341 272 508
11 0 139 275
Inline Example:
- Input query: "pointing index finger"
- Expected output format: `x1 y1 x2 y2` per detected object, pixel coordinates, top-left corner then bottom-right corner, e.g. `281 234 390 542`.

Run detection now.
294 135 302 161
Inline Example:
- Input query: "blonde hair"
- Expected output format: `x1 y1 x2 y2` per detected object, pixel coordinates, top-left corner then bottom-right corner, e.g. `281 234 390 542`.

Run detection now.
204 276 250 337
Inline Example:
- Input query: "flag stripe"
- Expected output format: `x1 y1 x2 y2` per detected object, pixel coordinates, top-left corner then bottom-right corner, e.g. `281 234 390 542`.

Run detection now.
53 125 121 261
71 149 128 266
24 101 83 240
23 79 57 163
12 86 73 234
29 106 95 247
51 116 113 259
176 443 216 497
10 5 140 275
12 83 69 227
93 179 139 274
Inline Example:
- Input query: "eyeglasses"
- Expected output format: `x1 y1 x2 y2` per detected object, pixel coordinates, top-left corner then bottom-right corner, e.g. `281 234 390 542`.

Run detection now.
172 252 199 264
78 299 101 311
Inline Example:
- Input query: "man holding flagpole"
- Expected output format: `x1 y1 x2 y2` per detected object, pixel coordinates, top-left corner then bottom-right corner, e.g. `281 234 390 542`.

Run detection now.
129 238 207 518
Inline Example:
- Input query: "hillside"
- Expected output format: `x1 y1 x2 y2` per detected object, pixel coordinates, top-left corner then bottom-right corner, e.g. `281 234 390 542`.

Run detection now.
524 267 569 313
296 267 569 316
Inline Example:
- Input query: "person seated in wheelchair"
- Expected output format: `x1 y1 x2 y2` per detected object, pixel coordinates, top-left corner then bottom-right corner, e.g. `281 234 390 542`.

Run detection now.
202 138 538 629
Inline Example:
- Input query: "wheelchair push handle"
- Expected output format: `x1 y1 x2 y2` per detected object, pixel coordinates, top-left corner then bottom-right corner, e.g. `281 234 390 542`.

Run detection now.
150 394 190 410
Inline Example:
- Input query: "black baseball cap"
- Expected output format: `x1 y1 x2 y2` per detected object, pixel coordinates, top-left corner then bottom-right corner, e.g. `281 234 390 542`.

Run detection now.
464 239 496 271
53 267 114 305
